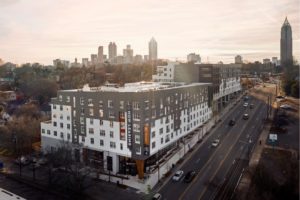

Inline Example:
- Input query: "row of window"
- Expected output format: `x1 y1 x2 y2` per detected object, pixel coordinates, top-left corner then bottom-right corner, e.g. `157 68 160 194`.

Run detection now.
83 137 123 150
42 129 71 140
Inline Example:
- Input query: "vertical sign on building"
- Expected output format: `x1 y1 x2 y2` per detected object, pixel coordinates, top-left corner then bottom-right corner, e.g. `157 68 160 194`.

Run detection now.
126 103 132 149
119 111 126 140
144 124 150 156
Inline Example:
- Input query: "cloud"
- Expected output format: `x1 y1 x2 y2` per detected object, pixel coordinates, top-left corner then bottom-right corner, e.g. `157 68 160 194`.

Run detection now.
0 0 20 7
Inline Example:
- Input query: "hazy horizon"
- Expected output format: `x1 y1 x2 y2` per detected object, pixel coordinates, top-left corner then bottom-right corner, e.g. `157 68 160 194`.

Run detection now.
0 0 299 65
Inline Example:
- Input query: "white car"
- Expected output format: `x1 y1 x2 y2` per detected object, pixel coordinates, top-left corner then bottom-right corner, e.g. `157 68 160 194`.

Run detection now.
211 139 220 147
243 102 249 107
172 170 184 181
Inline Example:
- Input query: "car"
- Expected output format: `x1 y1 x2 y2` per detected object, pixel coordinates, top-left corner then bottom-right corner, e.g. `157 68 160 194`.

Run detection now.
37 158 48 165
14 156 30 166
172 170 184 181
244 96 249 101
229 119 235 126
250 104 254 109
184 170 196 183
243 102 249 107
243 113 249 120
211 139 220 147
152 193 162 200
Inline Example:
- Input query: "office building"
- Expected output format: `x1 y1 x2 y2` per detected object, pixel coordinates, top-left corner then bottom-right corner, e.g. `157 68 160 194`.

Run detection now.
280 17 293 64
152 62 179 82
91 54 98 66
108 42 117 61
123 45 133 64
82 58 89 67
149 38 157 61
235 55 243 64
98 46 104 64
187 53 201 63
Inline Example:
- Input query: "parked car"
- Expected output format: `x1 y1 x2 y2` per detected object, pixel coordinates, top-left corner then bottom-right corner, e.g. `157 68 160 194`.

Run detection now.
243 102 249 107
172 170 184 181
250 104 254 109
152 193 162 200
229 119 235 126
243 113 249 120
184 170 196 183
14 156 30 166
211 139 220 147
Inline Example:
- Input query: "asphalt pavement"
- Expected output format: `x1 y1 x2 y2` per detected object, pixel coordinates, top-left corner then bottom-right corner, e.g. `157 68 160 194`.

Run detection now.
158 91 269 200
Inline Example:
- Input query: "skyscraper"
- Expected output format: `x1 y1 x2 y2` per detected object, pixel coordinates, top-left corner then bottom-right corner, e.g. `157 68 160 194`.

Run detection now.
108 42 117 60
149 37 157 61
280 17 293 65
98 46 104 64
123 45 133 64
235 55 243 64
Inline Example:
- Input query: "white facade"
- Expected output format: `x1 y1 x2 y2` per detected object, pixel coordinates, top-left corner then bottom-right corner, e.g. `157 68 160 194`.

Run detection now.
152 62 179 82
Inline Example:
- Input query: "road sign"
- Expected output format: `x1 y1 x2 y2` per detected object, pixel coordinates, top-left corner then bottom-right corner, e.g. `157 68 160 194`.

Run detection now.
269 134 277 141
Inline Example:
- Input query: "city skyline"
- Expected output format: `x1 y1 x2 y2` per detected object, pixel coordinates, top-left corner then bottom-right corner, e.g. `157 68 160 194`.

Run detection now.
0 0 299 65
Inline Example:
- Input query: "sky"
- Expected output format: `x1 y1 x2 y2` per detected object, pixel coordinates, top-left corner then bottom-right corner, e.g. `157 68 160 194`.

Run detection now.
0 0 299 65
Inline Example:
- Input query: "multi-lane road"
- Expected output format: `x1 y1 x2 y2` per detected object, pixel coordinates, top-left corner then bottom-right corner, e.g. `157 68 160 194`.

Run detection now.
157 88 271 200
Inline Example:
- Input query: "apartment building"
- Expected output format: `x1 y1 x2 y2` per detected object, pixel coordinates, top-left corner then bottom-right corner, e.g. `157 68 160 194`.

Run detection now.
41 82 212 179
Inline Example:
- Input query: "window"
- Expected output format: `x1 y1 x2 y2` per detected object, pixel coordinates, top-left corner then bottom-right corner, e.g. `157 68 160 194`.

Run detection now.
47 130 50 135
109 131 114 138
120 101 124 109
81 126 85 134
60 105 63 111
73 110 76 117
67 116 70 121
88 99 93 106
133 101 140 110
159 128 163 135
99 109 104 117
165 135 170 143
151 131 155 138
99 100 103 107
120 143 123 150
53 114 56 118
53 105 56 109
90 119 93 125
133 124 140 132
60 132 64 139
60 123 63 128
109 121 113 128
89 108 94 116
80 117 84 124
66 96 70 102
59 95 62 101
109 110 114 118
80 97 84 105
161 138 163 144
67 133 70 140
53 122 57 127
82 137 85 142
54 131 57 136
108 100 113 108
133 112 140 121
90 138 94 144
67 124 70 129
100 130 105 136
100 139 104 146
100 120 103 126
135 135 140 144
152 142 156 149
42 129 45 134
81 108 85 114
89 128 94 134
110 142 116 148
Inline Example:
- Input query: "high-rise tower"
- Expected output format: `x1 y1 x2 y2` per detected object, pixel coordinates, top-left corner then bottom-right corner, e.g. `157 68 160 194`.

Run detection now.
108 42 117 60
148 37 157 61
280 17 293 65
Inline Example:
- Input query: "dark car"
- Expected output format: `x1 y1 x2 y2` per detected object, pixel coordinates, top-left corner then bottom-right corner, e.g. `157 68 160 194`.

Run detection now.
229 119 235 126
184 170 196 183
250 104 254 109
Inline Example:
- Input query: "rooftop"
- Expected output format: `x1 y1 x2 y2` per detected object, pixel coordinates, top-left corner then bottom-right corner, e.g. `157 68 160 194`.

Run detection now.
62 82 210 93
